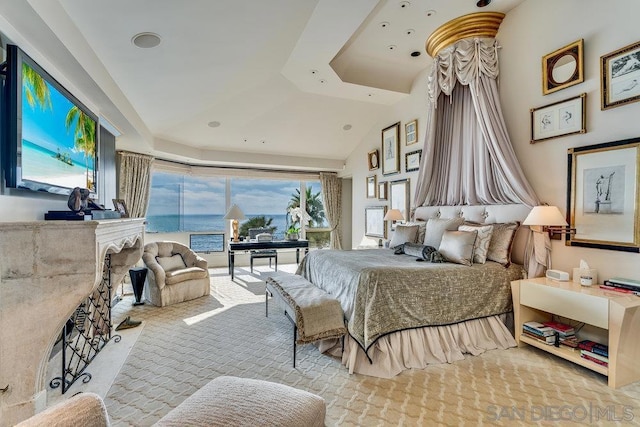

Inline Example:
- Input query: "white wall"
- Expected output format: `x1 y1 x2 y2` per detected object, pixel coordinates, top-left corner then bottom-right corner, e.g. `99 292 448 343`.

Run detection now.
499 0 640 279
344 0 640 280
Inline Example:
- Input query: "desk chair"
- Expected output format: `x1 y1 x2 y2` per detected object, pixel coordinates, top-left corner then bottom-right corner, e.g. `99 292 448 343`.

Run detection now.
248 227 278 273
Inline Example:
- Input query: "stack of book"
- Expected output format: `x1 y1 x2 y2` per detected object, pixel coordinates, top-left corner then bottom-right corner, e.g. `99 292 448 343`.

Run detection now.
604 277 640 293
542 320 578 348
578 340 609 367
522 321 556 345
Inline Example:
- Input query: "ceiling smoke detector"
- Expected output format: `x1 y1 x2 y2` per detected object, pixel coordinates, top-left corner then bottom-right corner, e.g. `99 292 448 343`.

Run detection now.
131 32 161 48
207 121 221 128
343 124 352 131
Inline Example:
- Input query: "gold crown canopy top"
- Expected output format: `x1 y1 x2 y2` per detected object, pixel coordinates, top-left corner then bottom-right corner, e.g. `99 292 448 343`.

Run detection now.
425 12 505 57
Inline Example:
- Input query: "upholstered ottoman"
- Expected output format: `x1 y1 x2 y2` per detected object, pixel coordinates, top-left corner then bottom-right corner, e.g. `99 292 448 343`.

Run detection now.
155 376 326 427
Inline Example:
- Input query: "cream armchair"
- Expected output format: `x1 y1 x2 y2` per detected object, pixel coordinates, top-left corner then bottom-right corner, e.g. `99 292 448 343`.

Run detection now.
142 241 210 307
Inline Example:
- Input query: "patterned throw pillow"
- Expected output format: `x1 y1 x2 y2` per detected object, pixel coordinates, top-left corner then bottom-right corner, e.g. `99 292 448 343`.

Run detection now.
405 221 427 244
388 224 419 249
459 224 494 264
486 222 520 267
438 230 477 266
423 217 465 248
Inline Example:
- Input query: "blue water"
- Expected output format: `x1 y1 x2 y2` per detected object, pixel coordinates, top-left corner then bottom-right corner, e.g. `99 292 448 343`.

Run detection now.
21 139 93 190
147 214 289 237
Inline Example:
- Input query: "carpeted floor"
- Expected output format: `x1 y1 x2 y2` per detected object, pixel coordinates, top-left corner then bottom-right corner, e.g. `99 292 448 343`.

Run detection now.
103 265 640 426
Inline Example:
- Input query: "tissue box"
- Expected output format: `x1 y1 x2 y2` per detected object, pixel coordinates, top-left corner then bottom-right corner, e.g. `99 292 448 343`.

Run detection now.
572 268 598 284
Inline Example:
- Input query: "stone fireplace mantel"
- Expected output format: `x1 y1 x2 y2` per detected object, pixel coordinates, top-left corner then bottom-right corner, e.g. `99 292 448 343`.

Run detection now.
0 219 145 425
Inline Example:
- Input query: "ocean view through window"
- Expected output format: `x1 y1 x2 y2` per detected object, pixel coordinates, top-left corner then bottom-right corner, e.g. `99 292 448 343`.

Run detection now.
146 171 329 251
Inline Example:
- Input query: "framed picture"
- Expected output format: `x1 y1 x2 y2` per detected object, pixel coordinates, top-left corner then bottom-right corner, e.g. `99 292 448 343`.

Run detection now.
378 181 387 200
405 149 421 172
542 39 583 95
367 149 380 171
530 93 586 143
389 179 410 231
365 206 387 238
601 41 640 110
566 137 640 252
382 122 400 175
405 119 418 145
112 199 129 218
366 175 377 199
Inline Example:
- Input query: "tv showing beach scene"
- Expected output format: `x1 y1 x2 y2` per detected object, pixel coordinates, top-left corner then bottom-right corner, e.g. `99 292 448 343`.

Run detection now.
18 60 97 195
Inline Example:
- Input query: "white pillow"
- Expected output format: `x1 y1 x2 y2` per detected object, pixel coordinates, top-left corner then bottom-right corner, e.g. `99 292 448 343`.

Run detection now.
423 217 465 248
388 224 419 249
438 230 477 266
459 224 494 264
156 253 187 272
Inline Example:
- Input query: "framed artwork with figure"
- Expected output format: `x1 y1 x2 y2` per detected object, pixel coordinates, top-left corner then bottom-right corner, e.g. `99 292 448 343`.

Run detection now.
566 137 640 252
382 122 400 176
601 40 640 110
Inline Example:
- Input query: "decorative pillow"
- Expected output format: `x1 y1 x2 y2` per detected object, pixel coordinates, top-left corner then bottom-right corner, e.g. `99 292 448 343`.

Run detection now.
388 224 419 249
438 230 477 266
156 253 187 272
459 224 494 264
405 221 427 244
423 217 465 248
486 222 520 267
399 243 445 263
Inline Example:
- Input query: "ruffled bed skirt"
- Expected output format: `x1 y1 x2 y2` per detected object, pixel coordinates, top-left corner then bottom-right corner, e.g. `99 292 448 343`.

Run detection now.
318 314 516 378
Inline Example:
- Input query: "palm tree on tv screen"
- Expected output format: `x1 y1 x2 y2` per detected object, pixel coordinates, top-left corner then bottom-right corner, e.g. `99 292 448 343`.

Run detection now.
22 63 52 111
65 106 96 191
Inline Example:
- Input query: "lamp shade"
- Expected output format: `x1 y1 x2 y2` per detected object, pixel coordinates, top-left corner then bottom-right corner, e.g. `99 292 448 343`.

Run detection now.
223 204 246 220
383 209 404 221
523 206 568 226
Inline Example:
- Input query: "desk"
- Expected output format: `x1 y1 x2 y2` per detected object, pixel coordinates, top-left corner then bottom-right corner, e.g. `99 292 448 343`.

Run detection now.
228 240 309 279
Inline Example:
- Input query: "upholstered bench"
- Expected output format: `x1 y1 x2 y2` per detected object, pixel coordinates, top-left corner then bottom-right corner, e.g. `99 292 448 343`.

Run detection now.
17 376 326 427
266 274 347 367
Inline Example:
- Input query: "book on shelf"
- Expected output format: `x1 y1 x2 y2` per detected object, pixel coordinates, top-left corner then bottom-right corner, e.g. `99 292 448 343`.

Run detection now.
578 340 609 358
559 336 578 348
542 321 575 335
580 349 609 364
523 321 556 337
522 330 554 344
580 352 608 367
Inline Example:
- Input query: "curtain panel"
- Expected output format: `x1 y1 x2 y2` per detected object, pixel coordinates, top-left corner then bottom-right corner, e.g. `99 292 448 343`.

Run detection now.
413 37 547 277
320 172 342 250
118 151 154 218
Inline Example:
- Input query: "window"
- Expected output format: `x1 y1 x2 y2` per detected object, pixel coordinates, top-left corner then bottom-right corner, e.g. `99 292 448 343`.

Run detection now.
230 177 299 240
304 180 330 248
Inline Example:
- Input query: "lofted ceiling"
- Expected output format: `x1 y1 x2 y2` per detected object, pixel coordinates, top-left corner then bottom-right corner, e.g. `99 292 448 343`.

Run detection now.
2 0 524 171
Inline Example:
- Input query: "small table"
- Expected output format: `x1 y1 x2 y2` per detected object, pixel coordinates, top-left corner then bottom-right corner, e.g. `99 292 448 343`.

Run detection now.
228 240 309 280
129 267 147 306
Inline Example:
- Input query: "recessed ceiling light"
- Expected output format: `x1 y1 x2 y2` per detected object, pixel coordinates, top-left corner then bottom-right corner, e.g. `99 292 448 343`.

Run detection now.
426 9 436 17
399 1 411 8
410 51 421 57
476 0 491 7
310 69 318 75
387 45 397 51
343 124 352 131
405 29 415 36
379 21 390 29
207 121 221 128
131 32 161 48
319 79 327 84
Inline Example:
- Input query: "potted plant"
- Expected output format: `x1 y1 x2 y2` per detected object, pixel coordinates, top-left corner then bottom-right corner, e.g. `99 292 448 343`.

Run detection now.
286 206 311 241
286 223 300 241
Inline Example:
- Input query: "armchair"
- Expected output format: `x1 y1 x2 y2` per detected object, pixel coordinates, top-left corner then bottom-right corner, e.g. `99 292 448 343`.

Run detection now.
142 241 210 307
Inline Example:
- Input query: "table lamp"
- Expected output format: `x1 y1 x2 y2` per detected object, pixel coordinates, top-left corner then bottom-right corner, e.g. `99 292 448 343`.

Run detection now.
383 208 404 224
223 204 246 242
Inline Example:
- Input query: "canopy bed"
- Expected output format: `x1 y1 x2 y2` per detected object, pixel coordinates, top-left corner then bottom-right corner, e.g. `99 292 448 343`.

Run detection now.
296 12 551 377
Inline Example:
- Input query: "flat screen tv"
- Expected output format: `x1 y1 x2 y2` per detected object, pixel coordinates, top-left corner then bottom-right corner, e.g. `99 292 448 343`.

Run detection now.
3 44 98 196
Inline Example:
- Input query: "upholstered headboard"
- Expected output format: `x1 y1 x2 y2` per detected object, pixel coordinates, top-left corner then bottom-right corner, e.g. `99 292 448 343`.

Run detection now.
412 204 531 266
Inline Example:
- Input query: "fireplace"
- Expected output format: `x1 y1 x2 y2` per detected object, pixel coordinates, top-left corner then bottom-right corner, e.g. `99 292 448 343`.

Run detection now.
0 219 145 425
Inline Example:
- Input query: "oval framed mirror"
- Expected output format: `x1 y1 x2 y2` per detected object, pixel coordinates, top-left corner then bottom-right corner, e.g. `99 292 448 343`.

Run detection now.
542 39 584 95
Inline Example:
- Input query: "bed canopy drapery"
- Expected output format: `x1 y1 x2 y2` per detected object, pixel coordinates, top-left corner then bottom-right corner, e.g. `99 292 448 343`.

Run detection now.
414 12 548 277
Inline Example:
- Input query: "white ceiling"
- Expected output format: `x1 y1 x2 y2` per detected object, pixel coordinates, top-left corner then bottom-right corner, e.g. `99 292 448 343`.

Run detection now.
3 0 524 171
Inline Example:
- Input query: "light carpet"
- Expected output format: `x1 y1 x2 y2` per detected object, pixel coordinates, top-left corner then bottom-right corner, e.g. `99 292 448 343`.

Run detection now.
101 265 640 426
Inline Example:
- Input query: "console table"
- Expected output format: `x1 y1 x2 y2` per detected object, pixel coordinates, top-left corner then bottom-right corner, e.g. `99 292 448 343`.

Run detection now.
228 240 309 280
0 219 145 425
511 277 640 388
